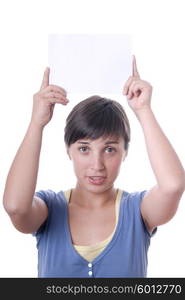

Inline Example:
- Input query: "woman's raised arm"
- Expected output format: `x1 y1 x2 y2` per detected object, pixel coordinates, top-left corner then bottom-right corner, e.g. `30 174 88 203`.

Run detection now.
3 68 69 233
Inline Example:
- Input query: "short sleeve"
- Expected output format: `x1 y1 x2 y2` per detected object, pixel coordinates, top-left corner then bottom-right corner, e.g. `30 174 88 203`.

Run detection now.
124 190 157 238
32 189 56 239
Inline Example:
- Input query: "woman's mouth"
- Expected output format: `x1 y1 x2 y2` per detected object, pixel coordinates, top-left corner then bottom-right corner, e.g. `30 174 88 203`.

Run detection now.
87 176 106 185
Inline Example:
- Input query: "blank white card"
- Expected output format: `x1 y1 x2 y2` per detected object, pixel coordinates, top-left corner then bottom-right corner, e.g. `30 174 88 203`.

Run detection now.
48 34 132 95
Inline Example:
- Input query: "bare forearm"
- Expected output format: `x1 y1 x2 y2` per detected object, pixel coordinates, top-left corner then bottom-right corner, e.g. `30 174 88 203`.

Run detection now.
3 122 44 214
136 107 185 191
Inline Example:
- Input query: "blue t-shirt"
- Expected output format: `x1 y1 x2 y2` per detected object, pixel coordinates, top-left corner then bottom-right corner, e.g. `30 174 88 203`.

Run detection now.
33 189 156 278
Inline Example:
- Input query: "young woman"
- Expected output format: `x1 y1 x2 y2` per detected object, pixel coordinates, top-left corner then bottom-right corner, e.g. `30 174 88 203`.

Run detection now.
3 56 185 278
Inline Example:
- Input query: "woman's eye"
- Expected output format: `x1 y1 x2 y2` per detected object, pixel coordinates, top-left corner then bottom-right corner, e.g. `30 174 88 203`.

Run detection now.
79 147 88 152
106 147 115 153
78 146 115 153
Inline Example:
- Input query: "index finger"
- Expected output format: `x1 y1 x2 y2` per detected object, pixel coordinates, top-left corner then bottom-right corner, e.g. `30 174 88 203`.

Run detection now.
40 67 50 90
132 55 140 78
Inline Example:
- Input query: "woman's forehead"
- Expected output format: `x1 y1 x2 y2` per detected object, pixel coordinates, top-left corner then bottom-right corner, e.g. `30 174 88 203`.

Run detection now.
76 135 124 144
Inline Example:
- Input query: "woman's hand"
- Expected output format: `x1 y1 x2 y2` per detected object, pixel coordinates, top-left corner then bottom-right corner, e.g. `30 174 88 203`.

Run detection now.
123 56 153 113
30 67 69 128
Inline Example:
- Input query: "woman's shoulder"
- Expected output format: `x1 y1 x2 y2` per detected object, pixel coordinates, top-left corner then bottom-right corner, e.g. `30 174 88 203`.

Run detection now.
34 188 72 208
121 189 147 198
120 188 148 209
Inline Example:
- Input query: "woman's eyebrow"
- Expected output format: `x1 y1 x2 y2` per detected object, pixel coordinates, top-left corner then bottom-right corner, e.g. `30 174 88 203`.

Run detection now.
105 141 119 145
77 141 119 145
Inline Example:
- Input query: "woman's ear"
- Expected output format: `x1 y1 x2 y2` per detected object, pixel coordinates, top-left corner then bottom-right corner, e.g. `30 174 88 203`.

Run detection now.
66 146 71 160
122 150 128 161
68 151 71 160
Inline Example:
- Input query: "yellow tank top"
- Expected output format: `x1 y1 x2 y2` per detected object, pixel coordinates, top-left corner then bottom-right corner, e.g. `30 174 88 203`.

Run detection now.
64 188 122 262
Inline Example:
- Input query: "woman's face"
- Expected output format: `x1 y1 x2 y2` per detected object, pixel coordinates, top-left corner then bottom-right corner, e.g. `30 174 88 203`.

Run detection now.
67 136 127 193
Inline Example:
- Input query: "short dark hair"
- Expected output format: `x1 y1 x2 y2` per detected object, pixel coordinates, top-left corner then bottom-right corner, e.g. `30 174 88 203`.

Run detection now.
64 95 130 151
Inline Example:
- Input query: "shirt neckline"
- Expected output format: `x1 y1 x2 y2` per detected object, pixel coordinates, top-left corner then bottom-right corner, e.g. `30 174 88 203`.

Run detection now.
73 188 121 250
62 188 125 265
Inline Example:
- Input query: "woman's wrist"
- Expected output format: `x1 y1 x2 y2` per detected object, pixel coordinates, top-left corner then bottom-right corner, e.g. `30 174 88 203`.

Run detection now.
134 105 153 123
29 119 45 132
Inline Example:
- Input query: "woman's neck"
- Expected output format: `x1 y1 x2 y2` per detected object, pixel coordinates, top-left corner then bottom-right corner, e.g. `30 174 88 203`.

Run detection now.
70 184 117 209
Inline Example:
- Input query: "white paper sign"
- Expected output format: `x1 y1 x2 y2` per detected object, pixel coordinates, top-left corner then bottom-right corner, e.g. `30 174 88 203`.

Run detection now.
48 34 132 95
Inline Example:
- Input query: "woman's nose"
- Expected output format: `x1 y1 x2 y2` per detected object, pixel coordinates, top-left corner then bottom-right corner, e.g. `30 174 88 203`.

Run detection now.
91 155 105 171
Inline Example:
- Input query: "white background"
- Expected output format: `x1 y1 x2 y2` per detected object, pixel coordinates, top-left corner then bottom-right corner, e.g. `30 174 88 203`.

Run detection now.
0 0 185 277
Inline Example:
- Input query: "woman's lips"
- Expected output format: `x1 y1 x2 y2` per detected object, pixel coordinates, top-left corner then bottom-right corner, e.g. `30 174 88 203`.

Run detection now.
87 176 106 185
